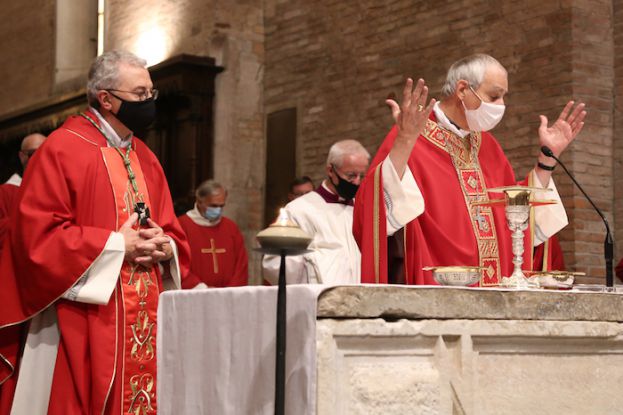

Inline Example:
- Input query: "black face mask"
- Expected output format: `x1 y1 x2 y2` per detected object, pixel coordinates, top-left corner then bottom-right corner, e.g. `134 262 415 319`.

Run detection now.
331 171 359 200
110 92 156 137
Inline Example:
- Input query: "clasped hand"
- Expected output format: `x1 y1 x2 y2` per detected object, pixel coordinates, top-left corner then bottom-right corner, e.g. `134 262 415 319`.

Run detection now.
120 213 173 267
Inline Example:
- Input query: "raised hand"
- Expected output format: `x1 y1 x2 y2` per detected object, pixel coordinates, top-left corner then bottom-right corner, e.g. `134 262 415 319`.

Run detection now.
387 78 436 178
538 101 586 158
386 78 436 141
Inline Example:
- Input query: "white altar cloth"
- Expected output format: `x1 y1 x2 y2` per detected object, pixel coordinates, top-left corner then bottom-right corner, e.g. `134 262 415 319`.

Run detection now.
157 285 326 415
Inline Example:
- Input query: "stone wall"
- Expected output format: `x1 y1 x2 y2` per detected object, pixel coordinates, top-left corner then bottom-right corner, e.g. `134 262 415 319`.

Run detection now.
264 0 618 281
0 0 266 281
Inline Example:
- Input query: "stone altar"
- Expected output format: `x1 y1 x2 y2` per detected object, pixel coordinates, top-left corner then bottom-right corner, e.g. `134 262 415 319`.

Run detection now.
157 285 623 414
315 286 623 415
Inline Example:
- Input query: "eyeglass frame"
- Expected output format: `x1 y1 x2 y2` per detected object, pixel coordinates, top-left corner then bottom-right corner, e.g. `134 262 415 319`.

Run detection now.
331 163 366 183
106 88 159 102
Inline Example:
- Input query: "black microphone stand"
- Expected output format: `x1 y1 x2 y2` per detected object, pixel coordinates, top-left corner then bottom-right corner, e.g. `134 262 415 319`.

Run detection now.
541 146 614 286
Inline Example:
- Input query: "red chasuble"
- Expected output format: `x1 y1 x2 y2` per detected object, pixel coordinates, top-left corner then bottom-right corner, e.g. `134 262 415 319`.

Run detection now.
0 184 19 254
354 116 535 286
0 110 190 415
178 215 248 288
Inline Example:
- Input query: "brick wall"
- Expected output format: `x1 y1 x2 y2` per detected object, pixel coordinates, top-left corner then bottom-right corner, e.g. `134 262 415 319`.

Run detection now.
0 0 620 283
0 0 55 115
264 0 617 281
614 0 623 277
568 0 614 280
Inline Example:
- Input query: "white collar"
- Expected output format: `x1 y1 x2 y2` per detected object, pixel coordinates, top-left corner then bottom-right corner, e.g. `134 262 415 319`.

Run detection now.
90 107 132 148
321 180 336 195
186 203 222 227
433 101 471 138
5 173 21 186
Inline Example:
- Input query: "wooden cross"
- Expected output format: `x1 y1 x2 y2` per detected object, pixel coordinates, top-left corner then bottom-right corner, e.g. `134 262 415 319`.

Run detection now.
201 238 227 274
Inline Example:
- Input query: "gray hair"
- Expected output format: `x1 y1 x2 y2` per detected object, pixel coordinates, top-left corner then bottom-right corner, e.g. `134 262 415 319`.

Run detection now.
195 180 227 199
440 54 506 98
326 139 370 168
86 50 147 108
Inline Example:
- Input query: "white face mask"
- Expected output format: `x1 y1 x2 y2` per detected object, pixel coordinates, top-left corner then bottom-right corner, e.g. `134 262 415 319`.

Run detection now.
462 86 505 132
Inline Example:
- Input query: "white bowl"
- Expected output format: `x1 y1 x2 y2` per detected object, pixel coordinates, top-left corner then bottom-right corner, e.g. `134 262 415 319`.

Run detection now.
423 266 482 286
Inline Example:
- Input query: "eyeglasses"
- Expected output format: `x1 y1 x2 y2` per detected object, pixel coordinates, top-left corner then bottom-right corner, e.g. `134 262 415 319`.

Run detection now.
107 88 159 101
332 164 366 182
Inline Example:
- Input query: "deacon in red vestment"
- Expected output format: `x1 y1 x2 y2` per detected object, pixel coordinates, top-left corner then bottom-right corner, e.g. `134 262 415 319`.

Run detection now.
0 51 190 415
179 180 248 288
354 54 586 285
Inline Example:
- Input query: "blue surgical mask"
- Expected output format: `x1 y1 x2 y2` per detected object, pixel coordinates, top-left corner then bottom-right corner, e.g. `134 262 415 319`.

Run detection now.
204 206 222 221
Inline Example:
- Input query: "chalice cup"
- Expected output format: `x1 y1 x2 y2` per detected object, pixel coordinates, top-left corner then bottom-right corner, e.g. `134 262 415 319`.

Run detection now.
488 186 549 289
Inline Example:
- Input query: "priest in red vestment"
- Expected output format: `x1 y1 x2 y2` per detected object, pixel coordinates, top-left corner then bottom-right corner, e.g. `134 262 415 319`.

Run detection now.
179 180 248 288
354 54 586 286
0 133 46 253
0 184 18 254
0 50 190 415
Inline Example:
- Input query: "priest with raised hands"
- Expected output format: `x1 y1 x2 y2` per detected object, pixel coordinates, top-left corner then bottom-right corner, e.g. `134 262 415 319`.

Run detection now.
353 54 586 286
0 50 190 415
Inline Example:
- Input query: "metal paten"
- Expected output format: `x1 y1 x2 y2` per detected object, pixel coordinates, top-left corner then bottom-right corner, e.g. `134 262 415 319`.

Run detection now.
528 271 585 290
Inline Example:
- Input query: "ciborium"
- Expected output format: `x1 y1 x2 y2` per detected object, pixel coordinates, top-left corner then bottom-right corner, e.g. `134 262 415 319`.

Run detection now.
487 186 552 289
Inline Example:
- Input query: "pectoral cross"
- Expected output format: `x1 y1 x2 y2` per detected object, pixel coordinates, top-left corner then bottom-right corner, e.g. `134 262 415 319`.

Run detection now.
201 238 227 274
134 202 151 226
473 207 489 232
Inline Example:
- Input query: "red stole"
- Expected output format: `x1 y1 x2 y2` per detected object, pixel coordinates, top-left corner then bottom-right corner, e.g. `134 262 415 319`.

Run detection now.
101 147 158 414
354 117 534 286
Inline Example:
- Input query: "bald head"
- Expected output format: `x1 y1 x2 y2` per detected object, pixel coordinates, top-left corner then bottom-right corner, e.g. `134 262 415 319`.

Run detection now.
19 133 46 169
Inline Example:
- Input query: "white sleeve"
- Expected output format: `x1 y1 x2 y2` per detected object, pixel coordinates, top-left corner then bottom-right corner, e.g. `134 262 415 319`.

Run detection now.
262 254 310 285
62 232 124 305
160 236 182 291
261 204 315 285
531 169 569 246
381 156 425 236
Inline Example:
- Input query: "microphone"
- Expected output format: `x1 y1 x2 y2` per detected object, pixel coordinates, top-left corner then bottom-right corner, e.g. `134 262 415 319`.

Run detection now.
540 146 614 286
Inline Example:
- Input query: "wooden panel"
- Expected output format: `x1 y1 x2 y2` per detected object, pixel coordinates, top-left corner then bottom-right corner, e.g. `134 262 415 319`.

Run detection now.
265 108 297 226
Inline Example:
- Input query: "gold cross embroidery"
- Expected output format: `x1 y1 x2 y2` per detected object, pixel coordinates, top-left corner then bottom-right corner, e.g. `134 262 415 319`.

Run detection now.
201 238 226 274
